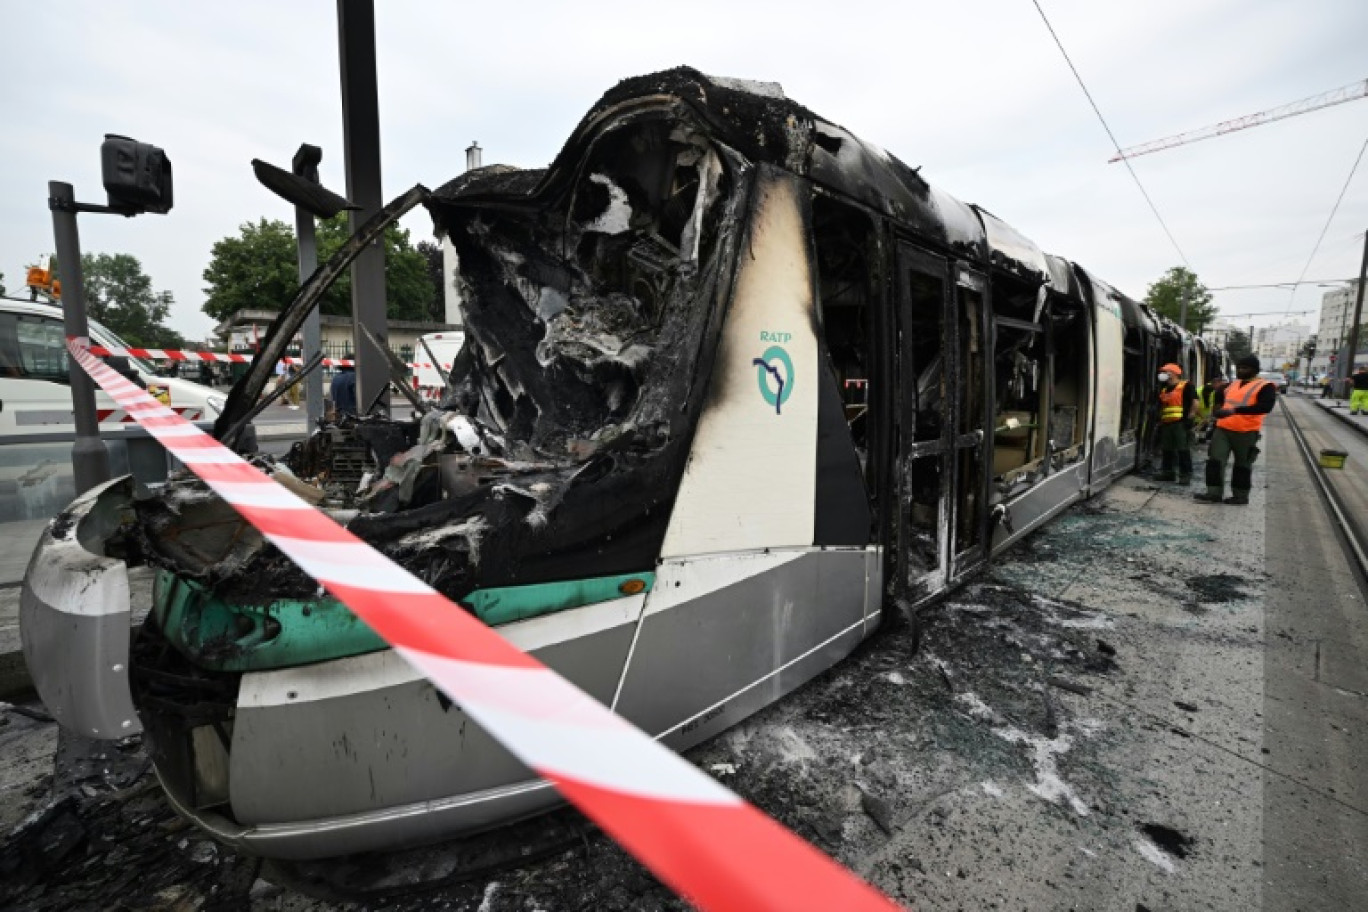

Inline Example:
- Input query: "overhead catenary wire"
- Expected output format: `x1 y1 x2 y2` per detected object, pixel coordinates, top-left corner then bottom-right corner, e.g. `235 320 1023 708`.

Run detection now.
1030 0 1192 269
1208 274 1363 291
1215 309 1316 318
1284 137 1368 315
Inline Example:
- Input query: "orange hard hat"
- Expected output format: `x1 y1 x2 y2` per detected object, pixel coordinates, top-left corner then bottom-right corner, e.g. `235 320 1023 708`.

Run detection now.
1161 363 1183 376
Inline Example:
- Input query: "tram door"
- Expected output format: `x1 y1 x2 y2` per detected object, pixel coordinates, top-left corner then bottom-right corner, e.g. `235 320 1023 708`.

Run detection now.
951 267 988 579
894 243 986 601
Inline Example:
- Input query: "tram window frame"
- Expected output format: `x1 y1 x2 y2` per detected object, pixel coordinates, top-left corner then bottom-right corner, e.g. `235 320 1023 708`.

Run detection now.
898 252 948 579
906 271 947 445
810 192 881 546
811 194 880 492
989 271 1049 487
1120 327 1147 442
1047 300 1089 466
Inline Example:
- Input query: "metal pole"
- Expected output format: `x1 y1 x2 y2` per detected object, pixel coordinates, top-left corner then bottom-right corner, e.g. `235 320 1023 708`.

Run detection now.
291 143 326 426
1344 230 1368 388
48 181 110 494
1336 286 1352 395
337 0 388 416
296 207 323 424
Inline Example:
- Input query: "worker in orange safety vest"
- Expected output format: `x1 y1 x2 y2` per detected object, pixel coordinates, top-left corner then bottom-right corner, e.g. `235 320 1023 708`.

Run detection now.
1194 355 1276 505
1154 362 1198 484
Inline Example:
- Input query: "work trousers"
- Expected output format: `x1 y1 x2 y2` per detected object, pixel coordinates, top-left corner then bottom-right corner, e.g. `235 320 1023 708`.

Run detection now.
1205 427 1261 497
1157 421 1193 478
1350 389 1368 414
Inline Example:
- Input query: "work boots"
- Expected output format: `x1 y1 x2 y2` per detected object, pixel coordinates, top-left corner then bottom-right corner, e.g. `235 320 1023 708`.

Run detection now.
1194 491 1224 503
1224 492 1250 505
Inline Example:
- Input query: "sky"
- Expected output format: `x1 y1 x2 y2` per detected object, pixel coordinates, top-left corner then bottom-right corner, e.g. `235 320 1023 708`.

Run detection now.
1 0 1365 344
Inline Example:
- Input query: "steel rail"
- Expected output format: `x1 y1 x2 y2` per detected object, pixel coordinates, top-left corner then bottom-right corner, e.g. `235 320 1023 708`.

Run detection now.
1279 398 1368 577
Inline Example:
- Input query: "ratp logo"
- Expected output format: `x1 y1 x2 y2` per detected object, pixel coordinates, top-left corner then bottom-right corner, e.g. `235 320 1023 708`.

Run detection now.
753 343 794 415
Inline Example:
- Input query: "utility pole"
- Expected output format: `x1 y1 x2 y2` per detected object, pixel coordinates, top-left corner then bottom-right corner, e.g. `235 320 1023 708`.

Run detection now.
337 0 388 416
1346 230 1368 387
1336 290 1352 393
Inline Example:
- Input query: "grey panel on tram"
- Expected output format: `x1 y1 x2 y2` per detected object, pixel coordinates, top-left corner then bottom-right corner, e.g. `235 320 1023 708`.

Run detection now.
990 463 1087 553
227 623 635 825
615 551 867 737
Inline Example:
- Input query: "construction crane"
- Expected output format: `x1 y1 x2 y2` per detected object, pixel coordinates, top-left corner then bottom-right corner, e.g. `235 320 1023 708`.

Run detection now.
1109 77 1368 163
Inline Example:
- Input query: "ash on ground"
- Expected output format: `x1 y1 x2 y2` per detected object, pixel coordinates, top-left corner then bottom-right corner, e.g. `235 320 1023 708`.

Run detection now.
1 477 1261 910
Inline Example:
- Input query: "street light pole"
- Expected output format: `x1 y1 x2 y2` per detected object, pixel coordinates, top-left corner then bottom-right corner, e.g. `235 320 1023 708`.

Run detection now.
48 181 110 494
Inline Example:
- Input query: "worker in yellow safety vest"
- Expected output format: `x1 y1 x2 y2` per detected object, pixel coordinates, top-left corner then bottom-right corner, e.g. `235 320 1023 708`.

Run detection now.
1195 375 1228 443
1154 362 1198 484
1350 364 1368 415
1194 355 1276 505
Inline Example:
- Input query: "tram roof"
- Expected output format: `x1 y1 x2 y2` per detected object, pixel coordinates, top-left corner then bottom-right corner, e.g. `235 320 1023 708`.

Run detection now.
427 67 1070 279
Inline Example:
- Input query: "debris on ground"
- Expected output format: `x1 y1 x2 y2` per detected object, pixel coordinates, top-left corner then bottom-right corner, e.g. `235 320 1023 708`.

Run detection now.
1 475 1264 909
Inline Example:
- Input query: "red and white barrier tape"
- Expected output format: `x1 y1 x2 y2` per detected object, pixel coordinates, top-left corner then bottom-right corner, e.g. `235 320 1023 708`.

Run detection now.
66 337 904 912
88 344 355 367
97 406 204 423
89 344 456 372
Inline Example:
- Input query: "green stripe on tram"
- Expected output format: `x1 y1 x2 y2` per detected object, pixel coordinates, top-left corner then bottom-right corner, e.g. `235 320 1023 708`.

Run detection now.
152 569 655 671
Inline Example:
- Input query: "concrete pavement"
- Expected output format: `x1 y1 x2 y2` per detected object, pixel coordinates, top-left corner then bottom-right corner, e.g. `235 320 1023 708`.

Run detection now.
1311 392 1368 442
2 405 1367 909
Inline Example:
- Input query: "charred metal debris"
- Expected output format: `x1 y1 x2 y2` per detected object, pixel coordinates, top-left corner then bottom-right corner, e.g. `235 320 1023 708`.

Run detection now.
114 68 857 610
102 67 983 621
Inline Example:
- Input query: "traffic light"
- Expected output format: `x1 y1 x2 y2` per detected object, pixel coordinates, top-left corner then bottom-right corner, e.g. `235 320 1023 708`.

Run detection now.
100 135 173 214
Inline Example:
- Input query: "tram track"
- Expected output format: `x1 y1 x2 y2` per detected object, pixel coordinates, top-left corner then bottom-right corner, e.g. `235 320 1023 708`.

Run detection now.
1279 396 1368 583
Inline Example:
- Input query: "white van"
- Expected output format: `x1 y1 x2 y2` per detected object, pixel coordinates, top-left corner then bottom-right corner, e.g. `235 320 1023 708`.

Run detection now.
0 297 225 437
412 330 465 401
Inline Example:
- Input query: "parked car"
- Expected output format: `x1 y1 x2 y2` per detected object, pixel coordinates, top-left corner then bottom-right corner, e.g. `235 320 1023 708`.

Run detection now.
1257 370 1290 393
0 297 225 436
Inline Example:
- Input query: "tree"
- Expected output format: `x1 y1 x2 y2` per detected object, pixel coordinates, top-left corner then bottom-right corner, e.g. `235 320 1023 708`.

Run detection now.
1143 266 1216 333
0 270 6 297
79 253 185 349
201 218 299 323
202 216 436 324
1298 334 1318 378
314 215 434 322
416 239 447 322
1225 329 1252 361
